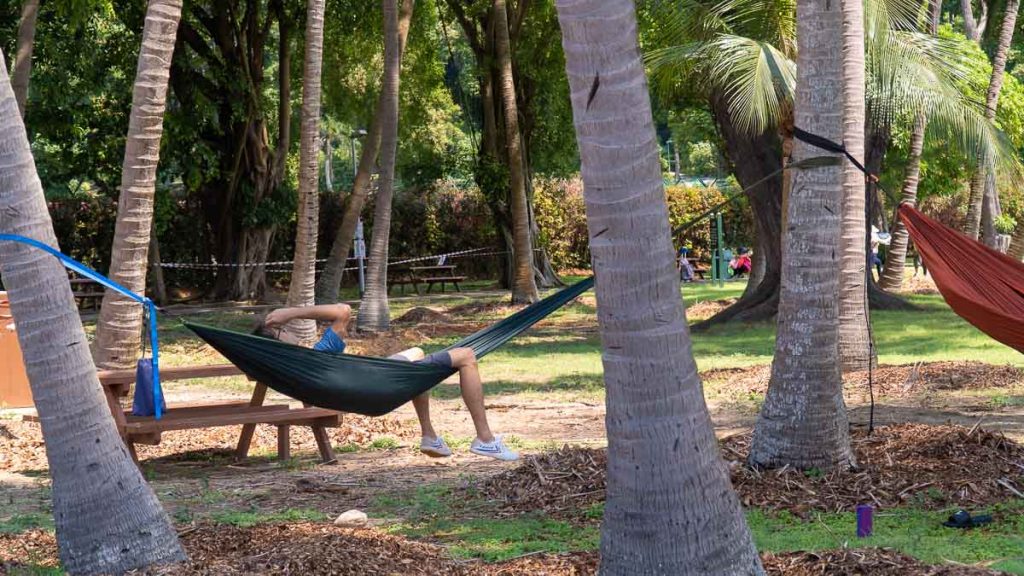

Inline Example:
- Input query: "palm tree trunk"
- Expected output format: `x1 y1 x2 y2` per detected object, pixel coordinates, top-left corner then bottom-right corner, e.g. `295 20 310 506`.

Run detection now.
748 0 855 470
556 2 764 574
494 0 539 304
929 0 941 33
314 0 414 305
961 0 981 40
11 0 39 118
837 0 871 373
94 0 182 370
283 0 326 343
1008 222 1024 259
879 111 927 291
357 0 411 332
965 0 1018 240
0 51 184 575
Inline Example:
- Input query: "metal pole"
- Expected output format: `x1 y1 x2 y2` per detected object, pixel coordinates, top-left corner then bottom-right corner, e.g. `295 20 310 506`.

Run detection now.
715 212 725 287
351 134 366 297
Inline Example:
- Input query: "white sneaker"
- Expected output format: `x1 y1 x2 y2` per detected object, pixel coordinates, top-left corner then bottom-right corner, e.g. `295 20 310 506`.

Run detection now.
470 436 519 461
420 436 452 458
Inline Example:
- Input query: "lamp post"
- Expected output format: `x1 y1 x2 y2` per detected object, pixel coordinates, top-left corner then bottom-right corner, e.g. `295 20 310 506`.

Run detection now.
350 128 368 296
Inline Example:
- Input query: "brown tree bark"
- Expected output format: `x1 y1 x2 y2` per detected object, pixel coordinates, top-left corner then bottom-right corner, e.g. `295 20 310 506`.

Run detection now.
494 0 539 304
879 111 927 291
555 2 764 572
314 0 415 304
694 92 783 329
965 0 1017 240
0 51 184 575
748 0 855 471
284 0 326 343
95 0 182 370
11 0 39 118
357 0 412 332
837 0 871 373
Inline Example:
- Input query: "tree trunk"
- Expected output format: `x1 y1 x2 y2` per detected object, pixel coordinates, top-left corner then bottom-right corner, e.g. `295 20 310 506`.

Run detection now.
748 0 855 471
94 0 182 370
556 2 764 573
0 52 184 575
964 0 1018 240
357 0 410 332
1008 221 1024 259
981 170 1000 247
742 230 767 299
962 0 981 40
314 0 414 305
149 220 167 305
494 0 539 304
11 0 38 118
837 0 871 373
879 111 926 291
694 93 783 329
929 0 941 33
284 0 325 343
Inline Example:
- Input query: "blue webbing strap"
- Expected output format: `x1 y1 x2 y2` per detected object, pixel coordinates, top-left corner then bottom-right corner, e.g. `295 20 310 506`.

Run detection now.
0 233 163 419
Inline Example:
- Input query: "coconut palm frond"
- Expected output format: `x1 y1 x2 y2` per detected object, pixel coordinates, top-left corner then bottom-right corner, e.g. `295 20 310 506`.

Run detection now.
710 35 796 134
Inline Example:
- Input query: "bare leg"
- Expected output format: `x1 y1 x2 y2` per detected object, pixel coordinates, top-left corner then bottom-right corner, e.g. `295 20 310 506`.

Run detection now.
412 392 437 439
389 347 439 438
447 348 495 442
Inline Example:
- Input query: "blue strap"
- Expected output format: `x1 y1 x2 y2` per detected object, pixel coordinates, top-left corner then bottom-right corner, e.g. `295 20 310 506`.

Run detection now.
0 233 163 419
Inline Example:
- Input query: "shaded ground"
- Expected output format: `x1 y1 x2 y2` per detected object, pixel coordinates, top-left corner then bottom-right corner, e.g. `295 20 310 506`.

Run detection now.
475 424 1024 518
0 528 1007 575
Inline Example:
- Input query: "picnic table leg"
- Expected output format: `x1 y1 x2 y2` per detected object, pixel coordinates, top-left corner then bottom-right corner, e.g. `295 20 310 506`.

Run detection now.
277 425 290 461
301 402 337 464
454 281 461 293
235 381 268 459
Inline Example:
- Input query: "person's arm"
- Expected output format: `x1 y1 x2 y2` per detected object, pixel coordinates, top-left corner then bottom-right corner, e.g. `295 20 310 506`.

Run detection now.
266 304 352 337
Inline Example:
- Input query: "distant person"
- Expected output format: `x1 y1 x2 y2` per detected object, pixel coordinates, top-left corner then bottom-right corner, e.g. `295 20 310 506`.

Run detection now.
909 243 927 277
255 304 519 461
729 247 752 278
871 226 890 279
678 245 695 282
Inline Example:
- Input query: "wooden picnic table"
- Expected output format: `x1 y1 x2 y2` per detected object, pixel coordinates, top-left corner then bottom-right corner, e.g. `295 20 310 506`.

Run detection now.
89 364 340 465
387 264 467 295
410 265 466 293
69 277 104 310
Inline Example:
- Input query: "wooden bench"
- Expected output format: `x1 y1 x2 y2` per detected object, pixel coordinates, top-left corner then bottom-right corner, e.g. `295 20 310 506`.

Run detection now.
95 364 340 464
387 274 423 295
422 275 466 293
70 278 104 310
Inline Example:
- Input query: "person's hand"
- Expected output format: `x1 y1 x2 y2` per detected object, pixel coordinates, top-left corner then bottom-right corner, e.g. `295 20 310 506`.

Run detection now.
265 309 289 328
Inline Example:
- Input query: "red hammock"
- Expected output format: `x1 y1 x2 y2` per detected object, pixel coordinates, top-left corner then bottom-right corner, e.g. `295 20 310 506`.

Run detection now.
898 204 1024 354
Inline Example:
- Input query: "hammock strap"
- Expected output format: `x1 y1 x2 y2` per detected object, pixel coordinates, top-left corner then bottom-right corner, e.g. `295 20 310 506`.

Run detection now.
0 234 164 419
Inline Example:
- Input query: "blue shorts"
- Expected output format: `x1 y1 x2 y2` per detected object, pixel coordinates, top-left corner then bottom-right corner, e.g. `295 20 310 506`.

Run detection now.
312 328 346 354
416 351 452 369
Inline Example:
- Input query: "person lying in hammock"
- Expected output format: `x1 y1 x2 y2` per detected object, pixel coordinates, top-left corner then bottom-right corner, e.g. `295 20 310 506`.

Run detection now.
256 303 519 462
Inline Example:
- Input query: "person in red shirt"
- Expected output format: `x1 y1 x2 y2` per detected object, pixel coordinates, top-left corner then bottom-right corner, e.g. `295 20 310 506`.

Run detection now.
729 247 752 278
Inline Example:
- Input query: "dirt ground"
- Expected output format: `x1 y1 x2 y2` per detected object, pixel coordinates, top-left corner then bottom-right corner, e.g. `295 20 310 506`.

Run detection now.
2 354 1023 574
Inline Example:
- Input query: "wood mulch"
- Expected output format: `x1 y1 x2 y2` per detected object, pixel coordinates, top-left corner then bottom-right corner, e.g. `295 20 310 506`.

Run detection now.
393 307 454 325
701 362 1024 401
2 529 1007 575
760 548 1006 575
475 424 1024 518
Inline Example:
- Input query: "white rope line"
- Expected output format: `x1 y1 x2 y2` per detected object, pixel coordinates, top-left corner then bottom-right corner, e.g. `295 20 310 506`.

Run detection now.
154 246 500 271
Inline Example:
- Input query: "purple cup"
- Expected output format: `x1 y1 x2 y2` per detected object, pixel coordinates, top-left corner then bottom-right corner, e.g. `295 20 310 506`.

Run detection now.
856 504 873 537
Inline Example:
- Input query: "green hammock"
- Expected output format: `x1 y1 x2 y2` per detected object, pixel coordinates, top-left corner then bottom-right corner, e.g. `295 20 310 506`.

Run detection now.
186 276 595 416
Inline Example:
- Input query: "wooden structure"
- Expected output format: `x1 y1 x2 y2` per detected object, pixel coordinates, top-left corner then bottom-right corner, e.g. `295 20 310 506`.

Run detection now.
0 292 33 408
388 264 466 295
94 364 340 464
70 276 104 310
